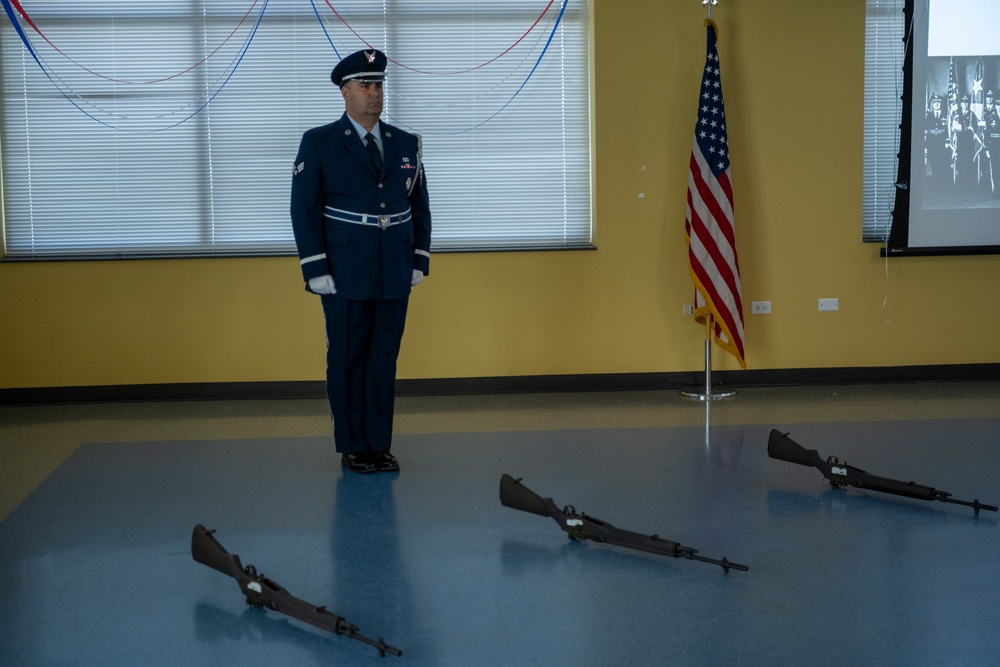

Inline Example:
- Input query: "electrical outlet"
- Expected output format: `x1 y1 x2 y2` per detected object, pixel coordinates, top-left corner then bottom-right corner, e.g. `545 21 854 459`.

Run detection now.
683 304 695 316
751 301 771 314
818 298 839 311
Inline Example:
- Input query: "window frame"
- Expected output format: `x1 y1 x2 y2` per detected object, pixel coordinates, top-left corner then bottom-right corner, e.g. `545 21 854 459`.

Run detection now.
863 0 907 243
0 0 593 260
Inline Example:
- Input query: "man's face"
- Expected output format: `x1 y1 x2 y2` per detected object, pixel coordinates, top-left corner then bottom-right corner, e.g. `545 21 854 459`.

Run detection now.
342 80 384 127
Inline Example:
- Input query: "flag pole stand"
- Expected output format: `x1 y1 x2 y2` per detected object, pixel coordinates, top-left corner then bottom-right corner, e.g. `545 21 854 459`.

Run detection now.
680 313 736 401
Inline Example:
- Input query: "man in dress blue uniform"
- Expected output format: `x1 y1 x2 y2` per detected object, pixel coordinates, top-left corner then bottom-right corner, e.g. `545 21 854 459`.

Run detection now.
954 95 981 190
290 48 431 474
983 91 1000 196
924 93 951 188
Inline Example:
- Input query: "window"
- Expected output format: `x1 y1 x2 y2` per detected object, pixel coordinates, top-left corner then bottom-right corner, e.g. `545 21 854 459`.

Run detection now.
863 0 906 243
0 0 591 259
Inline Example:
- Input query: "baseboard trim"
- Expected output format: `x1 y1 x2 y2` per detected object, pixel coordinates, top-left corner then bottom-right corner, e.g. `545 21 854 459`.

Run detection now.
3 364 1000 406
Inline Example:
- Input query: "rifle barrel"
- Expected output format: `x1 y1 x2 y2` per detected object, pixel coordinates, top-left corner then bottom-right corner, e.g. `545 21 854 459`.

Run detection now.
689 553 749 573
941 496 998 515
580 520 749 574
344 629 403 657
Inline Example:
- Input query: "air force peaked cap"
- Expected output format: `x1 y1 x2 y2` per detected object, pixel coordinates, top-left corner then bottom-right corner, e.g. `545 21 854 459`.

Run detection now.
331 49 387 87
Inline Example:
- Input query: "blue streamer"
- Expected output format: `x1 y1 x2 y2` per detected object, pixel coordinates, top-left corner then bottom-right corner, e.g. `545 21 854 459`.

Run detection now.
309 0 343 60
3 0 568 133
315 0 571 135
0 0 270 132
155 0 270 132
1 0 48 80
439 0 571 135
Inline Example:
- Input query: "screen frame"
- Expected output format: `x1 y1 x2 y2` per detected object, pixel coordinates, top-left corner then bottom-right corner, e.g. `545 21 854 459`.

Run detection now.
883 0 1000 257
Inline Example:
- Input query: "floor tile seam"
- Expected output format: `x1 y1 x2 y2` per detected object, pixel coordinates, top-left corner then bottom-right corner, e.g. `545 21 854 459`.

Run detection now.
39 414 1000 441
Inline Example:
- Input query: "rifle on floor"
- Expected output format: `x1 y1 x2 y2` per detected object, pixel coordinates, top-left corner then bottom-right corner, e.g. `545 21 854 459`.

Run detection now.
767 429 998 516
499 474 748 573
191 524 402 657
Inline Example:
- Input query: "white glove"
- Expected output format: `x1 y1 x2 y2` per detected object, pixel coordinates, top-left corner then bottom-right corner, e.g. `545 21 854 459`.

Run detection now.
308 274 336 295
411 269 424 287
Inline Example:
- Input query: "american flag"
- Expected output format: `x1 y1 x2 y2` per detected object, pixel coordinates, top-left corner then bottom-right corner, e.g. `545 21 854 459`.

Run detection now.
685 19 745 369
947 56 959 180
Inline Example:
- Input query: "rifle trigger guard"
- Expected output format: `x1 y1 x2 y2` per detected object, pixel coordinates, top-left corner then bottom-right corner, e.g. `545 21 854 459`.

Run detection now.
827 455 839 465
563 504 576 515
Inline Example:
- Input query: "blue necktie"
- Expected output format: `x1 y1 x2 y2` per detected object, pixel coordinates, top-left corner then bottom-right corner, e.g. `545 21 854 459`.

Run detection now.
365 132 382 172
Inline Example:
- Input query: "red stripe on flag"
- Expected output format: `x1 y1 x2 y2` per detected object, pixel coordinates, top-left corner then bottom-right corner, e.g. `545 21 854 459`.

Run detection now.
688 159 741 320
688 155 742 323
688 203 745 362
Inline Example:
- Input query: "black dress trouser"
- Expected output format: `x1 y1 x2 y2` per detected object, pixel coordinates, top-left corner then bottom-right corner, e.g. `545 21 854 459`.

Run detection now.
321 295 409 454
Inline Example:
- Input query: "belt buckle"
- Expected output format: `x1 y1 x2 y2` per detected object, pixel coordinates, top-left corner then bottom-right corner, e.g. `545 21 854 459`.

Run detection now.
378 215 390 230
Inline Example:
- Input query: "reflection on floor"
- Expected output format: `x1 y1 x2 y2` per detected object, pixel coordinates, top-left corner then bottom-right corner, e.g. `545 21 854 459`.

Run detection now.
2 384 999 666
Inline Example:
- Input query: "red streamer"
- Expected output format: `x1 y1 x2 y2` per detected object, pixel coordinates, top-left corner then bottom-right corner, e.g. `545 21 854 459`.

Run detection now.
322 0 556 75
7 0 264 84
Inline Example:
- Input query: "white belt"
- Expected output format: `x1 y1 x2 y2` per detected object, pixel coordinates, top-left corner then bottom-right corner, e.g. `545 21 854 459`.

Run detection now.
324 206 411 230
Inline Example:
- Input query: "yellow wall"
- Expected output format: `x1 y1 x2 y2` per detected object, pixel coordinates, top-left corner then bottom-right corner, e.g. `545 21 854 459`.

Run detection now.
2 1 999 391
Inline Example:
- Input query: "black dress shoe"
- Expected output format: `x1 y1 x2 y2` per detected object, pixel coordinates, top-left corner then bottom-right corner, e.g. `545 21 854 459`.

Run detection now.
341 452 377 474
371 451 399 472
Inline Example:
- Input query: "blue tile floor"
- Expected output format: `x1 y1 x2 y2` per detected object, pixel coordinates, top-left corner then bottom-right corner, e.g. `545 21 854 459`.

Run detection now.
2 419 999 666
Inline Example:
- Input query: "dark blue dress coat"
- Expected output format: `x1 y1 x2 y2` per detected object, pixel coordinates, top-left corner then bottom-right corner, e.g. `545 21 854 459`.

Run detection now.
290 113 431 300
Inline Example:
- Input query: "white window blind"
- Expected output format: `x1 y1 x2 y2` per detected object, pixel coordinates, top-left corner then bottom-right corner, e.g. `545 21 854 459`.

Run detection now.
863 0 906 243
0 0 592 259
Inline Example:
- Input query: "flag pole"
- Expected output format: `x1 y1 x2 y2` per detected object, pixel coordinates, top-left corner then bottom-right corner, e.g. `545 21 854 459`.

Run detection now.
680 312 736 401
682 0 737 402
